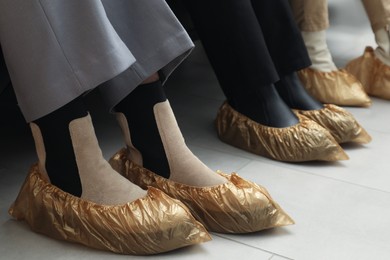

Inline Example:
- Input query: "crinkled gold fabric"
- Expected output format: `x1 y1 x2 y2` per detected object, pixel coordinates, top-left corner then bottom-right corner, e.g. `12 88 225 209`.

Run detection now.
346 46 390 100
297 68 371 107
8 164 211 255
110 149 294 234
296 104 372 144
215 102 348 162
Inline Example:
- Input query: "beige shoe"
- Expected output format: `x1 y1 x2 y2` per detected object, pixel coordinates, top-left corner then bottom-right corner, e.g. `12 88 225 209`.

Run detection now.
297 68 371 107
215 102 348 162
294 104 372 144
111 100 295 233
299 30 371 107
9 114 210 254
346 46 390 100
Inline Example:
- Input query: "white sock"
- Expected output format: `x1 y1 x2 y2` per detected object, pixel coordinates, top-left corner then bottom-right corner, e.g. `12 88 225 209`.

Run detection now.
301 30 337 72
374 27 390 66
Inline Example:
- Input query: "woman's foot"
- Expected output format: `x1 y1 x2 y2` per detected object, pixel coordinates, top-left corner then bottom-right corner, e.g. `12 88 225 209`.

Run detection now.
115 80 227 187
275 72 323 111
299 30 371 106
228 84 299 128
10 97 210 254
111 80 295 233
33 112 147 205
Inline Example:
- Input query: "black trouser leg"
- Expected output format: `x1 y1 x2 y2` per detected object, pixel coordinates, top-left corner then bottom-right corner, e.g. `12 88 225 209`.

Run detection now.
250 0 311 76
250 0 322 110
182 0 278 97
0 46 11 94
183 0 301 127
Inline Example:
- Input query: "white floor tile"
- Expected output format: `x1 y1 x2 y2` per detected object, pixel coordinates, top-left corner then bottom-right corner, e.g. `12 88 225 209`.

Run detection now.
218 161 390 260
270 255 294 260
347 99 390 134
0 220 272 260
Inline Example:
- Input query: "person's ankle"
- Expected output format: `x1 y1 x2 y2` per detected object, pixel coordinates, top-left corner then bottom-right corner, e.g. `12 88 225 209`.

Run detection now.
275 72 323 111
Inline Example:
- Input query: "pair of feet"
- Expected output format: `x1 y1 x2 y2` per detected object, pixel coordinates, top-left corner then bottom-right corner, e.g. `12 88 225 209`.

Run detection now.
299 30 390 106
229 72 323 129
299 46 390 107
216 72 371 162
10 83 294 254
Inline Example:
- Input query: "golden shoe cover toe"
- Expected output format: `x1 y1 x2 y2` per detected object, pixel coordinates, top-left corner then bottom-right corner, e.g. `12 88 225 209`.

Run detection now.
297 68 371 107
215 102 348 162
346 46 390 100
110 149 294 234
9 164 211 255
296 104 371 144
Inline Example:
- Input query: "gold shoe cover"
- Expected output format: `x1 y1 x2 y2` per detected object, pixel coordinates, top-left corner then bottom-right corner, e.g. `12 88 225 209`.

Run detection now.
215 102 348 162
109 148 295 234
295 104 372 144
8 164 211 255
297 68 371 107
346 46 390 100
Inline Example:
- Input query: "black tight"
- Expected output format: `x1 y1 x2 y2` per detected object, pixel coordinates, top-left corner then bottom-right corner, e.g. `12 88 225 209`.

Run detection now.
115 81 171 178
33 96 87 196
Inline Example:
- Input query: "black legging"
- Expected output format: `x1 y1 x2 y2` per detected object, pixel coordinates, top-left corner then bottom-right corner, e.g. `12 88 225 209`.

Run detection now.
177 0 311 99
0 47 10 94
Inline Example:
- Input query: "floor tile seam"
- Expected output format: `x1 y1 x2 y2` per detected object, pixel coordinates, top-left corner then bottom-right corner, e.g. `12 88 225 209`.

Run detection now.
234 160 253 173
269 254 294 260
189 143 254 173
189 142 390 194
267 162 390 195
212 233 285 258
186 142 257 168
187 139 266 162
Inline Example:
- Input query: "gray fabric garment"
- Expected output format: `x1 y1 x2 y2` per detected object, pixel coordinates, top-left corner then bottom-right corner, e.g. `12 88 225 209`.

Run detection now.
0 0 194 122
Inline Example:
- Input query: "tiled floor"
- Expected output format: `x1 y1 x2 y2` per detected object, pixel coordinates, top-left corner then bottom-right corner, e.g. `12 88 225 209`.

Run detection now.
1 1 389 259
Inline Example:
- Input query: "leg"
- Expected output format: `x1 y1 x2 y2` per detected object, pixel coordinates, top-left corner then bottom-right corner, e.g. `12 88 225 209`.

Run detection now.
114 76 227 186
289 0 329 32
182 0 351 161
257 0 371 144
346 0 390 100
251 0 311 75
289 0 336 72
109 76 295 233
0 0 136 122
289 0 371 106
96 3 296 230
0 47 10 94
183 0 299 128
362 0 390 66
249 0 323 111
362 0 390 65
362 0 390 32
3 0 210 254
